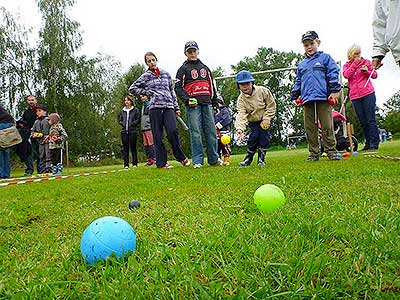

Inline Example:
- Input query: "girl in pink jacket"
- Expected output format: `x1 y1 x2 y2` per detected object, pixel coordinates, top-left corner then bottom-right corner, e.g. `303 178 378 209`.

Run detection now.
343 45 380 151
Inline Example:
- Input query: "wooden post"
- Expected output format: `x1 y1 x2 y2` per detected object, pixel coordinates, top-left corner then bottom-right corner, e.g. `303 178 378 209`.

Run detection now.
65 140 70 168
346 123 354 152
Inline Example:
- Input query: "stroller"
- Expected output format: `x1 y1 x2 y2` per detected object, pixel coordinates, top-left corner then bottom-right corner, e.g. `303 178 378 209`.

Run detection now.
320 109 358 154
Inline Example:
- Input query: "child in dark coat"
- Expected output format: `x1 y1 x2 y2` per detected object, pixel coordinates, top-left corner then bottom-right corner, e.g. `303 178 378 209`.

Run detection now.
31 104 51 174
214 98 232 165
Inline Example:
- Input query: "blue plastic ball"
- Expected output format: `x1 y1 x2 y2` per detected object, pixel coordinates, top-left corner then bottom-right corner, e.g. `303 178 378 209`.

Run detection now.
352 151 359 156
80 216 136 264
336 153 342 158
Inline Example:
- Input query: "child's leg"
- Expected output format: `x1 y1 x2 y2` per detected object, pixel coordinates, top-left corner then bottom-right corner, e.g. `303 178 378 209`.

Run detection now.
303 102 320 158
186 106 204 165
38 144 46 173
317 102 336 156
258 124 271 166
200 105 219 165
121 132 130 167
129 132 138 166
238 122 259 166
143 130 155 160
44 143 52 173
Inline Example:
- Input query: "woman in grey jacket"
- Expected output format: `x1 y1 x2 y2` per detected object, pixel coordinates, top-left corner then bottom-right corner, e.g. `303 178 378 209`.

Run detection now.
372 0 400 68
129 52 190 169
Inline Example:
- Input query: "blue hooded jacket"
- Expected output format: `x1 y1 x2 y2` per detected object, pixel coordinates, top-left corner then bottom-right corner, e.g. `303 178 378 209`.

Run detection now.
291 51 341 103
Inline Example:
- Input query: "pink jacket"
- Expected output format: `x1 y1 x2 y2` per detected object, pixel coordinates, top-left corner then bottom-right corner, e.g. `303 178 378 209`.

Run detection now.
343 57 377 100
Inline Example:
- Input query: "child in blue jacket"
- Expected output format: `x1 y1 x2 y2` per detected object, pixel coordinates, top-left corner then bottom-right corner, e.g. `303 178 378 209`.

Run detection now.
291 31 342 161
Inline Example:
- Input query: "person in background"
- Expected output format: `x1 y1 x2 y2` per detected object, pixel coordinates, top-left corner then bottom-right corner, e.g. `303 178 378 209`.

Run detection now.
118 95 139 169
31 104 52 174
214 98 232 165
0 105 15 179
139 95 156 166
343 44 380 151
235 70 276 167
21 95 39 175
175 41 222 168
130 51 190 169
291 31 342 161
47 113 68 175
372 0 400 69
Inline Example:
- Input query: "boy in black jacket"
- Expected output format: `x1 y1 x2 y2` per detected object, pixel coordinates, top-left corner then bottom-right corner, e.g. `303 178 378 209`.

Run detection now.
175 41 222 168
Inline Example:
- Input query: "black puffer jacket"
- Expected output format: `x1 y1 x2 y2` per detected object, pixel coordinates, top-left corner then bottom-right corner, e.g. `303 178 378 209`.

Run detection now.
118 107 139 133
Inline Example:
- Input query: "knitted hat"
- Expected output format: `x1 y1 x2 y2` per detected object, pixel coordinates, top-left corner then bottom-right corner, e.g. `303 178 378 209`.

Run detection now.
48 113 61 123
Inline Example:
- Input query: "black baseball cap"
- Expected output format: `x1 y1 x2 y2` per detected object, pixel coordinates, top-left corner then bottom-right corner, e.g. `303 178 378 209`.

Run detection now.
184 41 199 52
34 104 47 111
301 31 319 42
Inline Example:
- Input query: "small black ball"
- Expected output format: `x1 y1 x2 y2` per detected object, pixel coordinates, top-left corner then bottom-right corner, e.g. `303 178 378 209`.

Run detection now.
129 200 140 210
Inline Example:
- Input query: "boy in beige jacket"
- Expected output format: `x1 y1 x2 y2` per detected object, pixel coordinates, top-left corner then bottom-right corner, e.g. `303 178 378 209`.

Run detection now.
234 70 276 166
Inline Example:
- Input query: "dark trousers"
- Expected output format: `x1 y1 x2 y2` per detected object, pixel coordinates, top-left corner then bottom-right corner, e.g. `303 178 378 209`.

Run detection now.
248 121 271 152
25 141 40 174
38 143 51 173
217 140 230 156
121 131 138 167
50 148 62 165
149 108 186 168
352 93 380 149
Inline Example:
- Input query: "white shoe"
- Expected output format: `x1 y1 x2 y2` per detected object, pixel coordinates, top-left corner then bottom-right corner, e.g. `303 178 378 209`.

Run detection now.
124 166 129 169
193 164 203 169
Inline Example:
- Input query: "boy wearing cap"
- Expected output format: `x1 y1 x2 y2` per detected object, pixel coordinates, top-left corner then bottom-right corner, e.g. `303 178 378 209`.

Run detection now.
291 31 341 161
31 104 52 174
175 41 222 168
235 70 276 167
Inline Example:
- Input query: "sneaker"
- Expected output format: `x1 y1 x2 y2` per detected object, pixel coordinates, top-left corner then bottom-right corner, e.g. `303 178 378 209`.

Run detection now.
132 165 138 168
124 166 129 169
145 159 156 166
211 158 224 166
181 158 191 167
306 155 319 162
257 161 266 166
161 163 173 169
328 154 341 160
193 164 203 169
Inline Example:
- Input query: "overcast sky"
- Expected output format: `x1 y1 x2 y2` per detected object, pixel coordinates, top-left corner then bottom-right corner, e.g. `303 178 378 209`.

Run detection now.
1 0 399 107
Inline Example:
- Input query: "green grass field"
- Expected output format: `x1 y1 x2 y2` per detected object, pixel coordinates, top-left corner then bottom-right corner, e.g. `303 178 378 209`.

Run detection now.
1 142 399 299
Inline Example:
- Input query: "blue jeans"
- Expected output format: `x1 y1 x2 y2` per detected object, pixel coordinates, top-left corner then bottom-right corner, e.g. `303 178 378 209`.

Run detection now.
0 122 14 178
186 104 219 165
352 93 380 149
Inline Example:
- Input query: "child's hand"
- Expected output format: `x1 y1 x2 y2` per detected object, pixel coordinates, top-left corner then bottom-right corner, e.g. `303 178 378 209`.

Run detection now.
360 65 368 72
260 120 270 130
236 130 244 141
51 135 58 141
328 93 340 105
44 135 50 143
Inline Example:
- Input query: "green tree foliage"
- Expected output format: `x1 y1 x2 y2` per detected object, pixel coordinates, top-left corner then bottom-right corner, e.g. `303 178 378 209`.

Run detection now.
383 90 400 133
0 7 36 114
35 0 122 159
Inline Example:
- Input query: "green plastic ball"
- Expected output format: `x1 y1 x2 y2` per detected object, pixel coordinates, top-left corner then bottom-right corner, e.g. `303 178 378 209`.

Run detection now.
253 184 286 211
